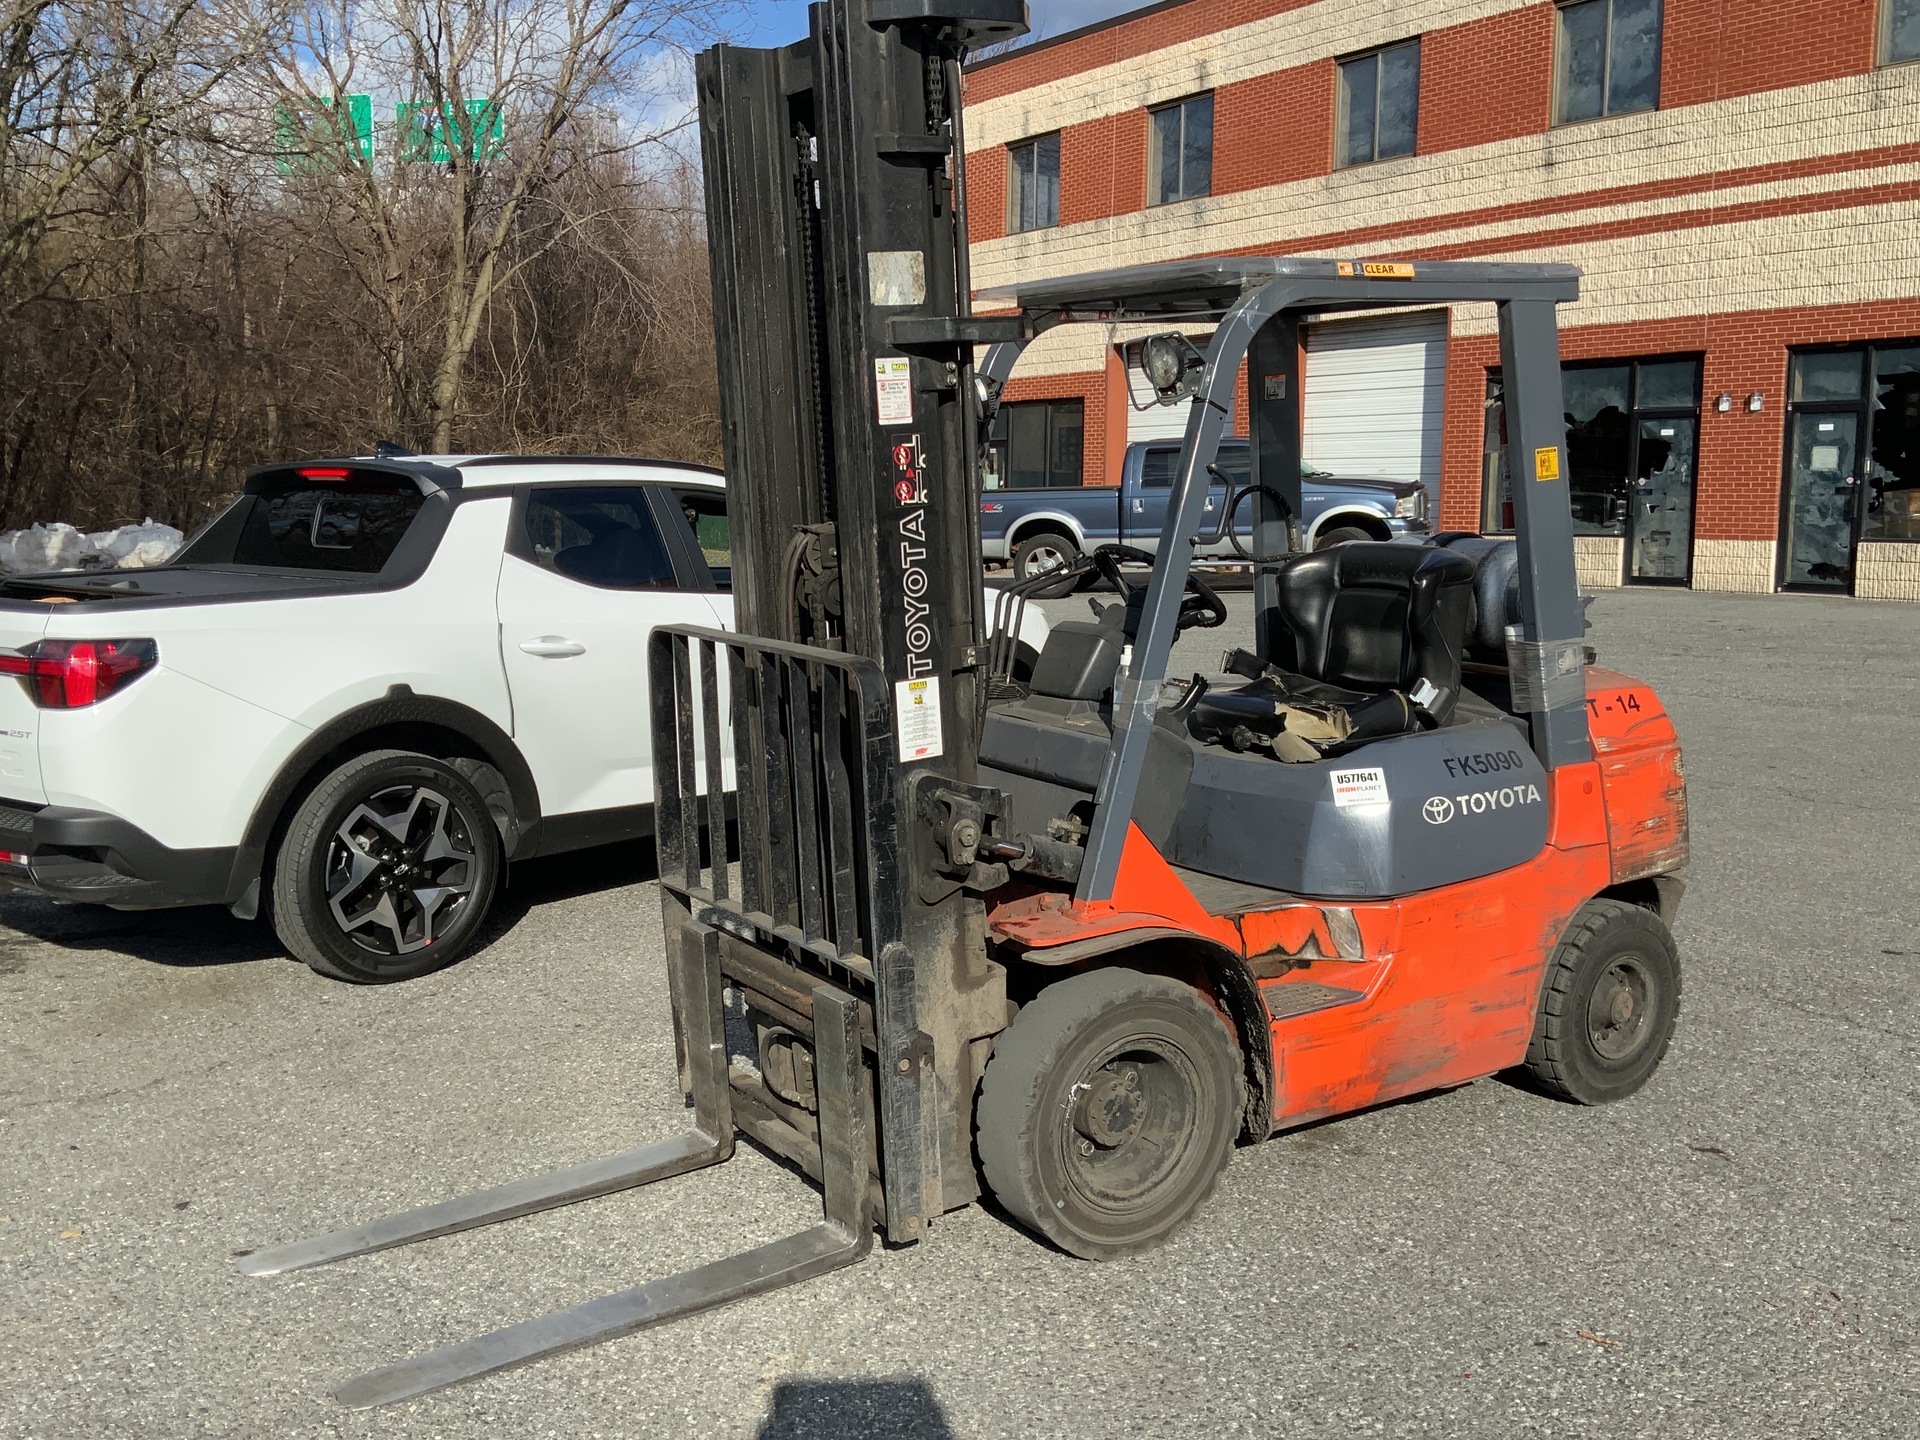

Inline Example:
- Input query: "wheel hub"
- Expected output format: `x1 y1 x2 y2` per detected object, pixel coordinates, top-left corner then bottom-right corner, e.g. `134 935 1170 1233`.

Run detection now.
325 784 477 956
1073 1065 1147 1149
1588 956 1653 1060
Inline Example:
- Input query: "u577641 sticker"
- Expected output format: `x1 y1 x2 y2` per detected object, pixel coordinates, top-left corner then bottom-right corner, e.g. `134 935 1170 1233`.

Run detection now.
1329 766 1388 808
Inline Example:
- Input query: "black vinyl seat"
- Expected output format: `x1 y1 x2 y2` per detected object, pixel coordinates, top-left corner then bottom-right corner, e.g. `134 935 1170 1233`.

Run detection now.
1426 532 1522 661
1193 542 1475 750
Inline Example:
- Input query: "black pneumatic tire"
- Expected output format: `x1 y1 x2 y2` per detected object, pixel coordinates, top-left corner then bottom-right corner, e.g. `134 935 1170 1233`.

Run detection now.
1011 532 1084 598
271 749 502 984
977 968 1242 1260
1313 525 1374 550
1524 899 1682 1105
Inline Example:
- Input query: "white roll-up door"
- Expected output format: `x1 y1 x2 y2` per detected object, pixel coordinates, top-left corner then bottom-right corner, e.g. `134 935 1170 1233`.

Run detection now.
1303 310 1448 511
1128 397 1194 444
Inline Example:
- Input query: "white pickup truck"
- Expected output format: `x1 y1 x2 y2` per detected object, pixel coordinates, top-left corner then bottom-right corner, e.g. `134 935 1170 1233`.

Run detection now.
0 456 1047 982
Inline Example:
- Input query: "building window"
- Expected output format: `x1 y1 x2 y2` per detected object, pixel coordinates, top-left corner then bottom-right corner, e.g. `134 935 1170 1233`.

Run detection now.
1337 40 1421 168
1148 93 1212 205
1780 343 1920 590
1554 0 1663 125
1483 358 1701 558
1884 0 1920 65
1007 134 1060 233
984 399 1085 490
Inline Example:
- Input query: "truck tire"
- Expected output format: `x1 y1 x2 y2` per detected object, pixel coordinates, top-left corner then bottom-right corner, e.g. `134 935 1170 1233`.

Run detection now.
1313 525 1373 550
1012 532 1083 598
271 749 502 983
976 968 1242 1260
1522 899 1681 1104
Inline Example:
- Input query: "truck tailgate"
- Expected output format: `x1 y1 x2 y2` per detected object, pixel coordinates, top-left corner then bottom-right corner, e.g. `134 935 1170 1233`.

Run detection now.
0 605 51 803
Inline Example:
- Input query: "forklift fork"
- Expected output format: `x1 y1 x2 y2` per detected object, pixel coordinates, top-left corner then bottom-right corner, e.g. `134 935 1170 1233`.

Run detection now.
238 926 873 1409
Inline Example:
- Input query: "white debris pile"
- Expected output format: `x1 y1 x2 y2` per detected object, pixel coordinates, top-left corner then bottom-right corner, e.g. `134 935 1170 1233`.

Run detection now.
0 520 184 575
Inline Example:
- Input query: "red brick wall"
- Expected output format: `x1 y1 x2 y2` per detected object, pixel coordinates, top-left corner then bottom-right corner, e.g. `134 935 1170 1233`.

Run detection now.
1661 0 1880 108
1061 111 1148 226
970 145 1007 244
1417 4 1554 154
1215 61 1334 194
965 0 1317 104
1001 370 1114 486
968 0 1890 233
1438 299 1920 541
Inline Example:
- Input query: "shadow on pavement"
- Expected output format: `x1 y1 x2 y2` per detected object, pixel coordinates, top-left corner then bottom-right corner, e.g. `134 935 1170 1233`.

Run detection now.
0 891 279 967
0 837 666 973
757 1376 955 1439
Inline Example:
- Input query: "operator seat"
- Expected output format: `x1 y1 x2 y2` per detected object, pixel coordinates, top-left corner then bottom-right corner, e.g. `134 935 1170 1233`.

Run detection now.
1194 542 1474 751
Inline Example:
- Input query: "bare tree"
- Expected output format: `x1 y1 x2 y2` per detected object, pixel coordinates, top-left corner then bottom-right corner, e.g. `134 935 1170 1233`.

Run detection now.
0 0 726 532
0 0 262 311
259 0 722 452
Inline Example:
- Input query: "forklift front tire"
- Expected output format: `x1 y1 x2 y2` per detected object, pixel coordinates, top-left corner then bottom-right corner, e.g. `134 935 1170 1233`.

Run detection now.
977 968 1242 1260
1523 898 1681 1105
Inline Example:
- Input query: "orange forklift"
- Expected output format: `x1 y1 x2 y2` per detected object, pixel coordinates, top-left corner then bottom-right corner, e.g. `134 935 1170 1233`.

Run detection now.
241 0 1687 1404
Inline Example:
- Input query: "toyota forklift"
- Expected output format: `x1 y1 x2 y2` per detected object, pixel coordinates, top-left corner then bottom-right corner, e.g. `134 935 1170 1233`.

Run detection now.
239 0 1688 1406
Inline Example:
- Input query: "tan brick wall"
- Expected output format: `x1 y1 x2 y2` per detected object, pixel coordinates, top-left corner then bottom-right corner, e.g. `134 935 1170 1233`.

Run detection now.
1574 537 1623 590
1692 539 1777 593
1854 543 1920 602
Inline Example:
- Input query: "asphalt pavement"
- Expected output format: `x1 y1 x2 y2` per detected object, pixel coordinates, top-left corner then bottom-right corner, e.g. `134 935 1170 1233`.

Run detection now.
2 587 1916 1439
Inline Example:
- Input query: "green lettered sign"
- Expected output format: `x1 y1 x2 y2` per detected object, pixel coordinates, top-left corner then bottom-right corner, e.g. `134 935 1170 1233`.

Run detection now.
273 94 373 174
397 99 504 164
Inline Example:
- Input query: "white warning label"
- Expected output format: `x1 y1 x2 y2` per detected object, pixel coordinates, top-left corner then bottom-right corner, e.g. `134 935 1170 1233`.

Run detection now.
1329 766 1389 808
874 356 913 426
895 675 943 761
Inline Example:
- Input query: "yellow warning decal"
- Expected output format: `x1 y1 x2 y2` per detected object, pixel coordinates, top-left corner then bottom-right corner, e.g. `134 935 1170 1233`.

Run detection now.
1335 261 1355 276
1361 261 1415 279
1533 446 1561 481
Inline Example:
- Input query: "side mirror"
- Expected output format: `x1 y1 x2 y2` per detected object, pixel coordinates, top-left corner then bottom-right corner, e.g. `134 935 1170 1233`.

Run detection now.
1120 333 1205 408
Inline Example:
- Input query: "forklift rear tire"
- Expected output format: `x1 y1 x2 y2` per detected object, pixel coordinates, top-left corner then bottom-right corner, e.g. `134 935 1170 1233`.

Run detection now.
977 968 1242 1260
1523 899 1681 1105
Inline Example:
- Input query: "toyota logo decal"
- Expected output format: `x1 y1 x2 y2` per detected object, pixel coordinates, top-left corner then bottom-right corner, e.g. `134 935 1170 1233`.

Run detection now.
1422 796 1454 825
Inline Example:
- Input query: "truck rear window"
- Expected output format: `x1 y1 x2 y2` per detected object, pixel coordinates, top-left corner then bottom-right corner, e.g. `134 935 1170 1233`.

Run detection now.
179 477 427 574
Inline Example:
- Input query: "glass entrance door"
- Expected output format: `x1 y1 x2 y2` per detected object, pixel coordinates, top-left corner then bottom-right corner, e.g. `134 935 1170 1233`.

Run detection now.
1628 416 1696 581
1782 412 1861 590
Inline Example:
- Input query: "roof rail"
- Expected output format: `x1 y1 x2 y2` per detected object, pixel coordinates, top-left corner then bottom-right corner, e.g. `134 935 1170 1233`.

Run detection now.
454 454 724 474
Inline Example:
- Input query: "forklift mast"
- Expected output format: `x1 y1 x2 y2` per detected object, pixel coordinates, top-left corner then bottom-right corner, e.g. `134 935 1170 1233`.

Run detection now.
693 0 1029 1234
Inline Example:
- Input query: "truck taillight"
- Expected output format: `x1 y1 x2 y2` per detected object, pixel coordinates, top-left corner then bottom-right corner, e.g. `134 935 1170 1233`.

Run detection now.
0 639 158 708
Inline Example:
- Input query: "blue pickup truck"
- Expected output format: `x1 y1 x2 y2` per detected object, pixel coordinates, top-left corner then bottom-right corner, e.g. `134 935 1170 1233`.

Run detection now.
980 437 1431 584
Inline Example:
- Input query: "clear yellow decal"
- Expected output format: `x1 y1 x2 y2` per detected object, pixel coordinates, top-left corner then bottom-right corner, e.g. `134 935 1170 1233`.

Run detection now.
1361 261 1415 279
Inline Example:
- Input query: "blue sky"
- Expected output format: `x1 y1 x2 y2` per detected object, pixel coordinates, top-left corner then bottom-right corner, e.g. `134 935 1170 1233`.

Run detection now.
740 0 1151 49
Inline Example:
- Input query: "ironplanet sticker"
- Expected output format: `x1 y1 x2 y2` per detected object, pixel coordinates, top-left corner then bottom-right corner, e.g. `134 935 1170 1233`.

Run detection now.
1329 767 1388 808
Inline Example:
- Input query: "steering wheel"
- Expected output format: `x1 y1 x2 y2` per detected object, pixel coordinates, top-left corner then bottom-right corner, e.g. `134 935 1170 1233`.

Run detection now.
1091 544 1229 631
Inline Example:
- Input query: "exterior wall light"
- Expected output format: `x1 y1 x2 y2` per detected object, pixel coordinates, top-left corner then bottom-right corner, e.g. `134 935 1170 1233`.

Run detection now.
1715 393 1733 412
1747 392 1764 412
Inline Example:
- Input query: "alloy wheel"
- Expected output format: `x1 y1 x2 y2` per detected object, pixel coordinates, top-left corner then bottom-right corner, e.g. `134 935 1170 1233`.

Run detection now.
325 784 478 955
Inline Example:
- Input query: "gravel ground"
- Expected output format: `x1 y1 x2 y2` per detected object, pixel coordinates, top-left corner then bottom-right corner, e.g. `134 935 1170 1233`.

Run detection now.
1 587 1916 1439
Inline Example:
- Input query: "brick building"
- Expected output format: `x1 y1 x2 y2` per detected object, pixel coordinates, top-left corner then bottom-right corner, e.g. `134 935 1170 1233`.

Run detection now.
962 0 1920 599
